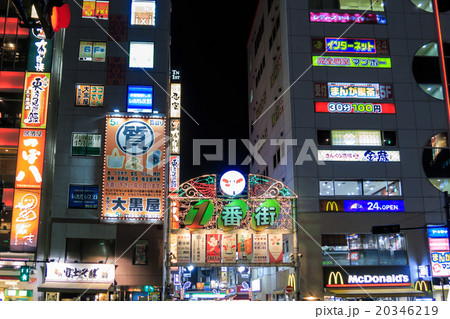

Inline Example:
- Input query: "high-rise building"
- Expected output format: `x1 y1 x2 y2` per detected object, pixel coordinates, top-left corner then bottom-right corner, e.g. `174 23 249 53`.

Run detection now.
247 0 450 301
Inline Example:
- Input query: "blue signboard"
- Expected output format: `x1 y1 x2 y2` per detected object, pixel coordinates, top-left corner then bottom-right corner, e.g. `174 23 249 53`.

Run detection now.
343 200 404 212
69 185 98 209
127 85 153 113
325 38 376 54
427 227 449 239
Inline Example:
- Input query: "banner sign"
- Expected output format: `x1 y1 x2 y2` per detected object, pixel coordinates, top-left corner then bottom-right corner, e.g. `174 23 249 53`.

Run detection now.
313 56 391 68
314 82 393 100
430 252 450 277
268 234 283 263
325 38 376 54
27 28 53 72
177 234 191 263
169 119 180 154
324 266 411 288
170 83 181 118
21 72 50 129
10 189 41 252
253 234 268 263
191 234 206 263
15 130 46 189
46 263 115 283
315 102 396 114
310 12 387 25
206 234 221 263
318 150 400 162
102 117 166 221
222 234 237 263
169 156 180 192
237 232 252 262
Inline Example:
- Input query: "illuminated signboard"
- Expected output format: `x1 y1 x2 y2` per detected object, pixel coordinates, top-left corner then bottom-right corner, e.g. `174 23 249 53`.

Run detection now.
325 38 376 54
427 226 449 253
430 252 450 277
169 156 180 192
219 171 246 197
15 129 46 189
320 200 404 212
10 189 41 252
27 28 53 72
310 12 387 25
324 266 411 288
46 263 114 282
331 130 382 146
314 82 393 99
129 42 154 68
318 150 400 162
131 0 155 26
21 73 50 129
315 102 396 114
169 119 180 154
82 1 109 19
127 85 153 113
418 265 430 279
170 83 181 118
102 116 166 221
76 84 104 107
427 227 449 238
312 56 391 68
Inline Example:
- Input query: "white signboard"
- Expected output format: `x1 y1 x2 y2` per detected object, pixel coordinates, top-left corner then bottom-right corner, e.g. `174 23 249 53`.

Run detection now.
318 150 400 162
177 234 191 263
222 234 237 263
46 263 114 283
191 234 206 263
170 83 181 118
253 234 268 263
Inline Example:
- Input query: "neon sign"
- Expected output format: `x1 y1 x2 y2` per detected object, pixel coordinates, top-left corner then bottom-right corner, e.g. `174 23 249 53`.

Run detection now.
315 102 396 114
325 38 376 54
344 200 405 212
310 12 387 25
325 266 411 287
427 227 448 238
312 56 391 68
315 82 393 99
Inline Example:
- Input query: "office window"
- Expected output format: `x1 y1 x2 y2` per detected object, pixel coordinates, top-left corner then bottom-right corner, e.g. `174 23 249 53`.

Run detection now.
79 41 106 62
68 185 99 209
131 0 156 26
72 133 102 156
66 238 115 263
320 180 402 196
82 0 109 19
309 0 384 11
273 147 281 169
129 42 154 68
75 84 104 107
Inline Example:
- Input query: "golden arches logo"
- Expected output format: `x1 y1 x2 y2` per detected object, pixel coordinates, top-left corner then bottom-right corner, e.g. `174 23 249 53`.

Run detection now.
328 271 344 285
326 201 339 212
415 280 428 292
288 273 296 290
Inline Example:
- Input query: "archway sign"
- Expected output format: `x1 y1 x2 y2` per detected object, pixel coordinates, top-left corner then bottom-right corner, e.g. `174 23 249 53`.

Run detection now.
168 172 298 267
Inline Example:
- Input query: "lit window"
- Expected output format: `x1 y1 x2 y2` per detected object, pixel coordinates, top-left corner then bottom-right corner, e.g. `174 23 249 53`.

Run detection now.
320 180 402 196
332 130 381 146
68 185 99 209
309 0 384 11
72 133 102 156
129 42 154 68
334 181 362 196
75 84 104 107
131 0 156 26
319 180 334 196
79 41 106 62
82 1 109 20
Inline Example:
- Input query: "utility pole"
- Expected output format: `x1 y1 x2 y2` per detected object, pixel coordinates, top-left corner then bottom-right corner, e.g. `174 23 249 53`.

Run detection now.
0 180 5 218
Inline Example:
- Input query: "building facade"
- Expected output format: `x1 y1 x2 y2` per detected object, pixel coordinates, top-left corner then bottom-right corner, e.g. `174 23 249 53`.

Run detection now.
247 0 450 300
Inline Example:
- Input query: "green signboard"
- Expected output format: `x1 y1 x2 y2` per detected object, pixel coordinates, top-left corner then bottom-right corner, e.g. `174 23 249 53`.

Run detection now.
27 28 53 72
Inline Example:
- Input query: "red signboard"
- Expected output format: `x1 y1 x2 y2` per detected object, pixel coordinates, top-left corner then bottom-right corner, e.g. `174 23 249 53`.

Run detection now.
206 234 221 263
15 130 46 189
315 102 396 114
0 128 19 146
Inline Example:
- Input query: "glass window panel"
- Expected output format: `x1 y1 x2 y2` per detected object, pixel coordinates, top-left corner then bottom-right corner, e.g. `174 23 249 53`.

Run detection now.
332 130 381 146
334 181 362 196
350 250 379 266
318 130 331 145
363 180 387 195
322 251 350 266
129 42 154 68
339 0 384 11
320 180 334 196
361 234 378 249
383 131 397 146
387 181 401 196
347 233 363 250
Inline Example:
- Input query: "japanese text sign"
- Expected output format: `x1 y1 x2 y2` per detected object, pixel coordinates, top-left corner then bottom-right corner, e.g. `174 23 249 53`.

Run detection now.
27 28 53 72
314 82 393 99
430 252 450 277
102 117 166 221
46 263 115 283
206 234 221 263
21 73 50 129
312 56 391 68
318 150 400 162
315 102 396 114
310 12 386 24
82 1 109 19
10 189 41 252
325 38 376 54
169 156 180 192
170 83 181 118
15 129 46 189
76 84 104 107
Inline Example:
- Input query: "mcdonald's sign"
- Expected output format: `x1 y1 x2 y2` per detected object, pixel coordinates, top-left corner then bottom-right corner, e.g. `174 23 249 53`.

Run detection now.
320 200 344 212
328 271 345 286
288 273 296 291
414 280 430 292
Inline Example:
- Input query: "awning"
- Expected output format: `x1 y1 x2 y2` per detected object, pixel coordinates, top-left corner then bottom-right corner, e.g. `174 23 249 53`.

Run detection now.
38 282 113 294
327 288 426 298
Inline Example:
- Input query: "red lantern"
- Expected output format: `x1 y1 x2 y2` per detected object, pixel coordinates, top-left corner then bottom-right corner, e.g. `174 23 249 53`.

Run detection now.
51 3 71 32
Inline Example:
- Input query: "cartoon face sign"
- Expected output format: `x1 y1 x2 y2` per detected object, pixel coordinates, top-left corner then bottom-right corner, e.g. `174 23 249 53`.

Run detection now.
220 171 246 196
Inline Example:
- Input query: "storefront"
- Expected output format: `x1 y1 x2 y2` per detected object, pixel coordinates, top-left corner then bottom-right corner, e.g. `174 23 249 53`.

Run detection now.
0 253 36 301
38 262 115 301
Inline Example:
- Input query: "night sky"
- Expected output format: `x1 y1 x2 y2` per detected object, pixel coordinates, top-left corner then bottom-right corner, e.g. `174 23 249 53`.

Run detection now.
171 0 260 182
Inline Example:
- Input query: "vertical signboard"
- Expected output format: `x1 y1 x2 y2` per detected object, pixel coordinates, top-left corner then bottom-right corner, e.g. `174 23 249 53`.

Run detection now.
21 72 50 129
27 28 53 72
177 234 190 263
9 189 41 252
253 234 268 263
15 130 46 189
191 234 206 263
206 234 221 263
102 117 166 221
169 119 180 154
237 232 252 262
268 234 283 263
169 156 180 192
170 83 181 118
222 234 236 263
